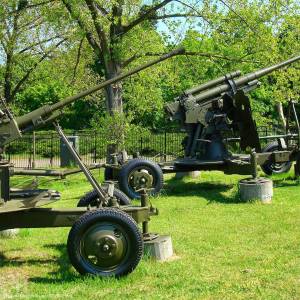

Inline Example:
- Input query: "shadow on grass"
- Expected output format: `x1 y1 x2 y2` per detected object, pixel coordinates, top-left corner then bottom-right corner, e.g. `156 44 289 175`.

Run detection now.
271 176 300 188
0 252 56 267
163 173 300 203
29 243 80 283
0 244 80 283
163 177 241 204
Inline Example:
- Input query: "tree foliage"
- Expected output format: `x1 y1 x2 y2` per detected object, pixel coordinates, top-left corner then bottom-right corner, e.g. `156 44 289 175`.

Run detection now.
0 0 299 131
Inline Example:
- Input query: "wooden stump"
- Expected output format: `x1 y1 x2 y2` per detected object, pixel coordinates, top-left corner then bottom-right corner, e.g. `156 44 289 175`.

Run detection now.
239 177 273 204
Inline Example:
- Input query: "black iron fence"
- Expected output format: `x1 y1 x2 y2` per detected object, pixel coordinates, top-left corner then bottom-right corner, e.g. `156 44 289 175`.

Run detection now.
4 126 280 169
4 129 186 168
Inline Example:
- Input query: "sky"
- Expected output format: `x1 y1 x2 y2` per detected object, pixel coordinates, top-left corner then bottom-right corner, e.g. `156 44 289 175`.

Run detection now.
153 0 206 44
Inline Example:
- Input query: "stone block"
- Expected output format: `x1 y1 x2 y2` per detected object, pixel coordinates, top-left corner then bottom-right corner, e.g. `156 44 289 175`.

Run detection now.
144 235 173 261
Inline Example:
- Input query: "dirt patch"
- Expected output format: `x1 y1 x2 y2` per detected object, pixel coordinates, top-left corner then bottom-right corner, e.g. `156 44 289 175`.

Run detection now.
0 267 29 298
160 254 181 262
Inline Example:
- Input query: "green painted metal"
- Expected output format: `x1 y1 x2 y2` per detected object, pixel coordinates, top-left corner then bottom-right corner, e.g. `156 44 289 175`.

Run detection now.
194 54 300 102
0 206 152 230
12 164 105 177
166 55 300 124
0 47 176 226
166 56 300 151
129 168 154 191
81 222 129 271
0 191 59 213
160 57 300 179
184 70 241 95
0 49 185 277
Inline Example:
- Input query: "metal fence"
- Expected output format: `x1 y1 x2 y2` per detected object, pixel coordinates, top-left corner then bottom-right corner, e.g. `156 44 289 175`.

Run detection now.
4 126 280 169
4 130 186 168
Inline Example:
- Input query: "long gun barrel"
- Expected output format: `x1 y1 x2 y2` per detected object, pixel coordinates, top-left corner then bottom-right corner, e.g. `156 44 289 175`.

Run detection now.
164 53 300 159
185 70 241 95
16 48 185 131
193 54 300 102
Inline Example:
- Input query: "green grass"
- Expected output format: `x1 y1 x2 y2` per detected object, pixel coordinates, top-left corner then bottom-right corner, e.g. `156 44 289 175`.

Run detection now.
0 170 299 299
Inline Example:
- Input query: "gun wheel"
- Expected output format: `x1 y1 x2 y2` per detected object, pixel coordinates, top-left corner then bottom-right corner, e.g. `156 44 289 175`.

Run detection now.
261 141 292 175
77 187 131 207
118 159 164 199
67 208 143 277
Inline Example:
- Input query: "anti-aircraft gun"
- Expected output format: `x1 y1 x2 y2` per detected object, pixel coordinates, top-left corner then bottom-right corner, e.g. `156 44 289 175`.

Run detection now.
109 54 300 200
0 48 184 278
164 54 300 175
0 47 184 192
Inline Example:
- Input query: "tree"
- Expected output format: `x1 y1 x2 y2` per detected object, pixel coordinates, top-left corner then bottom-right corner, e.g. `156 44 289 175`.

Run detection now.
1 0 298 133
161 0 300 126
0 0 68 103
59 1 228 111
60 0 171 114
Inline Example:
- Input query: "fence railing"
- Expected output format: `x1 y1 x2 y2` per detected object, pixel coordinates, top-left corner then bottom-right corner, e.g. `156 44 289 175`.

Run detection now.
4 129 186 168
4 126 280 169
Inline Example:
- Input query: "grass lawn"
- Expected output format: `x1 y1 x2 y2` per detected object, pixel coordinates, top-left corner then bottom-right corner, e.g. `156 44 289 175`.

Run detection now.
0 170 299 299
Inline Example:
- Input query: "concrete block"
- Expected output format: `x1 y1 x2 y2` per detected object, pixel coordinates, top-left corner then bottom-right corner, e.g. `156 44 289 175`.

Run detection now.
190 171 201 178
239 177 273 204
0 229 19 238
144 235 173 261
175 171 201 179
60 136 79 167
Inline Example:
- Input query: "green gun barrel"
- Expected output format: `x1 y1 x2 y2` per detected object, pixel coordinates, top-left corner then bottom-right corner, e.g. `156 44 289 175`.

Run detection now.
16 48 185 131
194 54 300 102
185 70 241 95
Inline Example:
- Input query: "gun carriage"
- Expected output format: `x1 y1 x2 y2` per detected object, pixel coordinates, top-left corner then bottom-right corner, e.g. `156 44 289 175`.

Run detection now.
108 55 300 199
0 48 184 277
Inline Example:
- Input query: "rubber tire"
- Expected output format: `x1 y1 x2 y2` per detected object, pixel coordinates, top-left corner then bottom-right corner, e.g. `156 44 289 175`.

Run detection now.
261 141 292 175
77 187 131 207
67 208 143 277
118 159 164 199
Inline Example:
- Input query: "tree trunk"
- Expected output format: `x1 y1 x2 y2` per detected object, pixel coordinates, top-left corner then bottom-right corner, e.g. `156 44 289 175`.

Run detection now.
104 60 123 114
103 59 125 162
276 102 286 129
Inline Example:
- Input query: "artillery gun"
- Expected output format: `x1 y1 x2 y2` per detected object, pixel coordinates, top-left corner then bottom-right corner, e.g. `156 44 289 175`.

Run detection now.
0 48 184 277
110 54 300 199
165 54 300 159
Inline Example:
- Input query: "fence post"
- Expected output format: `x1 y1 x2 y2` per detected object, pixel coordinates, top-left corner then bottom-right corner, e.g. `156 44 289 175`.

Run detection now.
140 137 143 154
32 131 36 169
50 132 54 168
94 130 97 163
164 130 167 162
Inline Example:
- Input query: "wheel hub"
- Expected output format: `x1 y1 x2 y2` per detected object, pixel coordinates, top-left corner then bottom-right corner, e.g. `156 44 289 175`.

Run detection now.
96 235 119 259
130 170 153 190
82 223 128 270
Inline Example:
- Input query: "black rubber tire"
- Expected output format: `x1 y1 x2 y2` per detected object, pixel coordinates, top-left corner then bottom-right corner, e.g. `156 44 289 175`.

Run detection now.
261 141 292 175
67 208 143 277
118 159 164 199
77 187 131 207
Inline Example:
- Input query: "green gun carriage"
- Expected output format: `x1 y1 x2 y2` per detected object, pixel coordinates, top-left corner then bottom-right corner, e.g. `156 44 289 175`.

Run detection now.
0 49 184 277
